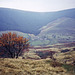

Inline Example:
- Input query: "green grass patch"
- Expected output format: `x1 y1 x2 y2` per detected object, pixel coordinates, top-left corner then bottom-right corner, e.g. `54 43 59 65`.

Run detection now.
31 40 50 46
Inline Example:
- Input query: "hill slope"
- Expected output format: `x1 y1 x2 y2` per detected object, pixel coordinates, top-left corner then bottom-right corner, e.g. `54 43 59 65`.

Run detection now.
0 58 69 75
39 17 75 34
0 8 75 35
30 17 75 46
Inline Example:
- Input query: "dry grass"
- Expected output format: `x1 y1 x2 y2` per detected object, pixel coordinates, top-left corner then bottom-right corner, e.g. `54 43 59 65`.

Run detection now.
0 58 69 75
0 46 75 75
54 47 75 64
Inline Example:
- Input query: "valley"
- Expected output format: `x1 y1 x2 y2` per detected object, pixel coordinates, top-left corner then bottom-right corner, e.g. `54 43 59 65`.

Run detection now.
0 8 75 75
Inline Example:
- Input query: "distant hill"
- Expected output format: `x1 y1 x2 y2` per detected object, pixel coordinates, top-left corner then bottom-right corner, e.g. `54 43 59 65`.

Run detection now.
0 30 30 38
39 17 75 35
0 8 75 35
31 17 75 46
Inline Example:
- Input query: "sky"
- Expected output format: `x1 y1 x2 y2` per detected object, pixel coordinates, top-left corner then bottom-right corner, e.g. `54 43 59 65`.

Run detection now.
0 0 75 12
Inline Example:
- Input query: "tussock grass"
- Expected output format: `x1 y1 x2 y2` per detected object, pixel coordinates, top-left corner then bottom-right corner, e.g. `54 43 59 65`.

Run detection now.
0 58 69 75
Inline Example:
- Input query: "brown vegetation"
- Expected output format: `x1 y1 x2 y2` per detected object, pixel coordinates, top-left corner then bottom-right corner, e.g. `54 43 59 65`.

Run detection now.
0 58 69 75
0 32 30 58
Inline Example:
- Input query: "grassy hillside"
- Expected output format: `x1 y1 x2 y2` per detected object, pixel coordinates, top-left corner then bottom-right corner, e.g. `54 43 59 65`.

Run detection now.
0 44 75 75
39 17 75 33
54 47 75 64
34 17 75 46
0 58 69 75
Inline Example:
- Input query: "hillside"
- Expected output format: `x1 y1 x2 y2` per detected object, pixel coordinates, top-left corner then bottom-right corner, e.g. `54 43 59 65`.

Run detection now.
0 30 30 38
0 8 75 35
39 17 75 34
30 17 75 46
39 17 75 37
0 46 75 75
0 8 75 46
0 58 69 75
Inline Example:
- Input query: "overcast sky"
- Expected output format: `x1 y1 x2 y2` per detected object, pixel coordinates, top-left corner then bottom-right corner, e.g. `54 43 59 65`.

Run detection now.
0 0 75 12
